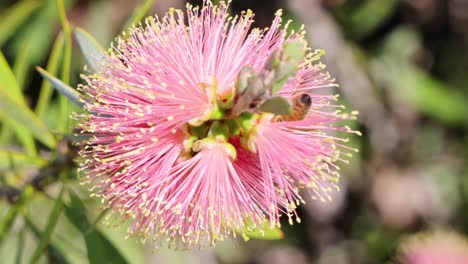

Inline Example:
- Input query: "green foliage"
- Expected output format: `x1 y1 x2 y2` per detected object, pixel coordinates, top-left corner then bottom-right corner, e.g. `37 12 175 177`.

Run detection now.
0 52 28 109
14 229 25 264
0 51 36 154
64 190 129 264
373 59 468 124
0 0 41 47
25 221 70 264
1 0 468 263
11 0 74 67
0 150 47 171
0 84 56 149
35 32 65 120
0 207 20 245
371 26 468 124
123 0 156 30
242 222 284 241
37 67 82 107
12 42 32 89
74 27 107 72
345 0 399 40
29 187 65 263
56 0 73 133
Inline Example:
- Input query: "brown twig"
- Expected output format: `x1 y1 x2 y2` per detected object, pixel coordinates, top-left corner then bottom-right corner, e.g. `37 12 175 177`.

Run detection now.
0 139 77 204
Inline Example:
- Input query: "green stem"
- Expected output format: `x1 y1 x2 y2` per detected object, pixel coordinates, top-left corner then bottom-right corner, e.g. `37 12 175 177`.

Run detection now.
57 0 72 133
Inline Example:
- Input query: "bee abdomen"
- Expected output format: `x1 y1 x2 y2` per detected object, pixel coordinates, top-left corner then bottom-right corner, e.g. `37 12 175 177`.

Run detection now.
272 93 311 122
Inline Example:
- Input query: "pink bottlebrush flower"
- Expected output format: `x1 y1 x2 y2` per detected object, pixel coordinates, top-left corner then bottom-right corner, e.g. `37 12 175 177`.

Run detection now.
76 1 358 248
398 231 468 264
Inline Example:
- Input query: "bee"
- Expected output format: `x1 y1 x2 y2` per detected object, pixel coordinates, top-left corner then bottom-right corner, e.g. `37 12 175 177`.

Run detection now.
273 93 312 122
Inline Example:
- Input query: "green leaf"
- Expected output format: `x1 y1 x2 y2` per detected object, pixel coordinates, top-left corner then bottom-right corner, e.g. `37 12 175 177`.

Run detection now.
257 96 292 115
379 26 421 61
123 0 155 30
36 67 82 107
0 52 36 153
13 41 32 89
0 206 19 244
11 0 73 67
0 52 26 103
351 0 399 40
0 85 57 148
0 0 41 47
25 216 70 264
0 150 47 171
0 190 37 247
371 58 468 124
29 187 65 264
64 190 129 264
241 221 284 241
63 189 88 233
74 27 107 72
282 38 307 62
92 207 110 226
271 38 307 94
0 86 57 148
84 230 128 264
56 0 73 133
0 113 37 156
14 229 25 264
35 32 65 120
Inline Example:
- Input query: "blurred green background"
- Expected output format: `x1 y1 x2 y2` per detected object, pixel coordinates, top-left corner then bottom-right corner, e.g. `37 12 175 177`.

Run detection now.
1 0 468 263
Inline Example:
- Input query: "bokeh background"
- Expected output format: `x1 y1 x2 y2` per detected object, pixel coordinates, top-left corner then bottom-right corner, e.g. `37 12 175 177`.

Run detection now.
1 0 468 263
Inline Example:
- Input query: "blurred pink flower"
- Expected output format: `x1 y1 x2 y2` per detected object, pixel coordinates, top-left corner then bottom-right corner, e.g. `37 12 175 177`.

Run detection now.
399 231 468 264
76 1 357 248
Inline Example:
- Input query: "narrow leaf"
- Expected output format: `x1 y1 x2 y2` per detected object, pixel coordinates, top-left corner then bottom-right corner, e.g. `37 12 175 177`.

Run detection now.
35 32 65 119
29 187 65 264
36 67 83 108
372 58 468 124
0 115 36 156
63 189 89 233
0 85 56 148
348 0 399 40
0 206 19 244
11 0 72 69
25 216 70 264
13 42 32 89
0 150 47 171
123 0 156 30
15 229 25 264
64 190 128 264
257 96 292 115
0 52 26 104
92 208 110 226
0 0 41 47
74 27 107 72
84 230 128 264
0 52 36 153
57 0 73 133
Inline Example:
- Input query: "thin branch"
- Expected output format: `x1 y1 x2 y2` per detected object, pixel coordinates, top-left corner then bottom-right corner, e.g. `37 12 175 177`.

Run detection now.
0 139 76 204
